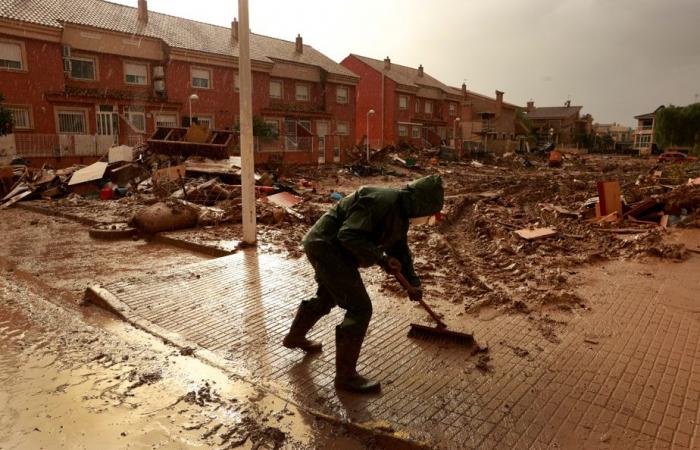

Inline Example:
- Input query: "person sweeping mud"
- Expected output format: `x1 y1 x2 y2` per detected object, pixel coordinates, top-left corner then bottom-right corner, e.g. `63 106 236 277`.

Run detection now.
283 175 444 393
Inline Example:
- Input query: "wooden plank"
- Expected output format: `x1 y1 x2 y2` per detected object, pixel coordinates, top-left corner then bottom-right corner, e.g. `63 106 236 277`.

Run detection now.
515 227 558 241
266 192 302 209
597 181 622 217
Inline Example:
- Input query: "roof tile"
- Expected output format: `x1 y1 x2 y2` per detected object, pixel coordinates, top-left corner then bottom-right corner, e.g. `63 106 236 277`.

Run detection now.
0 0 356 77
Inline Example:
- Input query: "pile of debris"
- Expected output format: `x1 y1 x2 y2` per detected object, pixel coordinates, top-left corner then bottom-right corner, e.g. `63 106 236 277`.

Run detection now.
407 157 700 323
0 137 328 236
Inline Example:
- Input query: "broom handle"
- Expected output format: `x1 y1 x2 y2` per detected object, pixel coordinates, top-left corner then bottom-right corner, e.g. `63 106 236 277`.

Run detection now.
394 272 447 328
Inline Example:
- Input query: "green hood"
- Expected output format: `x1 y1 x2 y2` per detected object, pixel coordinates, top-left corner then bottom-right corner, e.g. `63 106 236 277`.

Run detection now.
401 175 444 218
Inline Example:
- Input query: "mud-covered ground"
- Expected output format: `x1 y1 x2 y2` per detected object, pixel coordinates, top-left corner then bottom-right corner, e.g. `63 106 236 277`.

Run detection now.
26 153 699 340
0 209 375 449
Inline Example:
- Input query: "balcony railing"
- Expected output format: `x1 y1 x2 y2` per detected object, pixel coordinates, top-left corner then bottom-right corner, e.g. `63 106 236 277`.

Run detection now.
635 126 654 132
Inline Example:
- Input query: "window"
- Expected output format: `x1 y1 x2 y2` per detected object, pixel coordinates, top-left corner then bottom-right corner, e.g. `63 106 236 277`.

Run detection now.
124 106 146 132
191 67 211 89
295 83 309 101
414 100 420 113
412 127 420 139
336 121 349 135
269 80 283 99
264 119 280 135
8 107 31 129
154 113 178 128
424 101 432 114
399 95 408 110
70 56 96 80
336 86 348 104
124 62 148 85
234 73 240 92
449 103 456 116
0 41 23 70
57 110 87 134
398 124 408 137
197 115 214 129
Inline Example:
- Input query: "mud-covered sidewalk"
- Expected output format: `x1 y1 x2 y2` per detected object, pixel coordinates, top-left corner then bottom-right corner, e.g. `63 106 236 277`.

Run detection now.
0 209 374 450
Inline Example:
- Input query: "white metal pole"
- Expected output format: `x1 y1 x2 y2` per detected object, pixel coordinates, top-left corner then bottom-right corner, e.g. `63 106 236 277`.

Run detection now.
238 0 256 244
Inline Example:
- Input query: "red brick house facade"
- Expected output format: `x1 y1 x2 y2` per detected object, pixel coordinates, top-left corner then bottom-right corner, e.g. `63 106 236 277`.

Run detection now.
341 55 462 149
0 0 358 165
452 83 523 153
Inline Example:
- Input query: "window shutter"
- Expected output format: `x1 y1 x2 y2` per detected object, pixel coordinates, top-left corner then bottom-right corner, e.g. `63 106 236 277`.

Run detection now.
125 63 147 78
0 42 21 62
192 68 209 79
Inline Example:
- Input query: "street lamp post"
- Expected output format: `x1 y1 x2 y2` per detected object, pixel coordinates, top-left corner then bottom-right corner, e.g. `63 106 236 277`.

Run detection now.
453 117 461 148
366 109 375 163
188 93 199 126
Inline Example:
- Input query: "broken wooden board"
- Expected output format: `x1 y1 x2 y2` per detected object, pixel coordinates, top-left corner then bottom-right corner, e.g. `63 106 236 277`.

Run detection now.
152 165 186 184
266 191 302 209
514 227 558 241
184 157 242 177
596 180 622 217
0 190 31 209
68 162 108 186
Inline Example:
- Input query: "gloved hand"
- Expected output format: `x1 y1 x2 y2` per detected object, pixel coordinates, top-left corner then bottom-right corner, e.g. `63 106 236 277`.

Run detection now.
408 287 423 303
380 255 402 274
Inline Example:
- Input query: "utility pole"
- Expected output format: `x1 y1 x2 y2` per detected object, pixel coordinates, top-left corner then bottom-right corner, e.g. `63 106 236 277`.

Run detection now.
238 0 256 244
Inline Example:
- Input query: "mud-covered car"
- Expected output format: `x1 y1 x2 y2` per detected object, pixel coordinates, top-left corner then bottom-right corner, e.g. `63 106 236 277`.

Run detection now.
657 151 698 163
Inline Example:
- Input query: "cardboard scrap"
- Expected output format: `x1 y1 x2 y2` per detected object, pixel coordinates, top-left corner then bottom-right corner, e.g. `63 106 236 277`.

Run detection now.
266 191 302 209
153 165 186 184
108 145 134 163
68 162 108 186
515 227 558 241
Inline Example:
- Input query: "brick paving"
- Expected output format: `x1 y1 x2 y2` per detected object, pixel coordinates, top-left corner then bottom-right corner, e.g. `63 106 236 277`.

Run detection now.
92 250 700 449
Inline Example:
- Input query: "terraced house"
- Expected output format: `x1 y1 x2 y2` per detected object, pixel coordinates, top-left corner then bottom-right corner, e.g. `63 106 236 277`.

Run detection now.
341 55 463 149
0 0 358 165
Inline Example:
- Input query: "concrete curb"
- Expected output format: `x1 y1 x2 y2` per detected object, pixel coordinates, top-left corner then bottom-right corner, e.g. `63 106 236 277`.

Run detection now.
16 203 102 227
84 285 435 450
15 203 235 258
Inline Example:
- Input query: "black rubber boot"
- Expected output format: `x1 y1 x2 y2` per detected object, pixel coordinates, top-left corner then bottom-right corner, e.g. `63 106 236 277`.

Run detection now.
334 326 380 393
282 301 323 352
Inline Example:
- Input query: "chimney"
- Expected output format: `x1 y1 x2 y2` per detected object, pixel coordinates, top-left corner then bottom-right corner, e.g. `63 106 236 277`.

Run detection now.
495 90 504 115
138 0 148 24
461 82 467 98
295 34 303 53
231 18 239 42
526 100 534 112
418 64 424 77
384 56 391 70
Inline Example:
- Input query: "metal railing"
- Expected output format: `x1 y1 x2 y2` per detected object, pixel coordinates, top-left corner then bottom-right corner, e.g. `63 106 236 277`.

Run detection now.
13 133 112 157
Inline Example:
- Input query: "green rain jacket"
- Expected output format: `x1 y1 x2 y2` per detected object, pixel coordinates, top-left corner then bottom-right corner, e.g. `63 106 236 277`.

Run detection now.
303 175 444 288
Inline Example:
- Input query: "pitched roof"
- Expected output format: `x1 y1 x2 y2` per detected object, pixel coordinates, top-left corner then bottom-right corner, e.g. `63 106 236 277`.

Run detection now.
634 105 665 120
526 106 582 119
447 86 522 110
350 54 452 93
0 0 356 78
